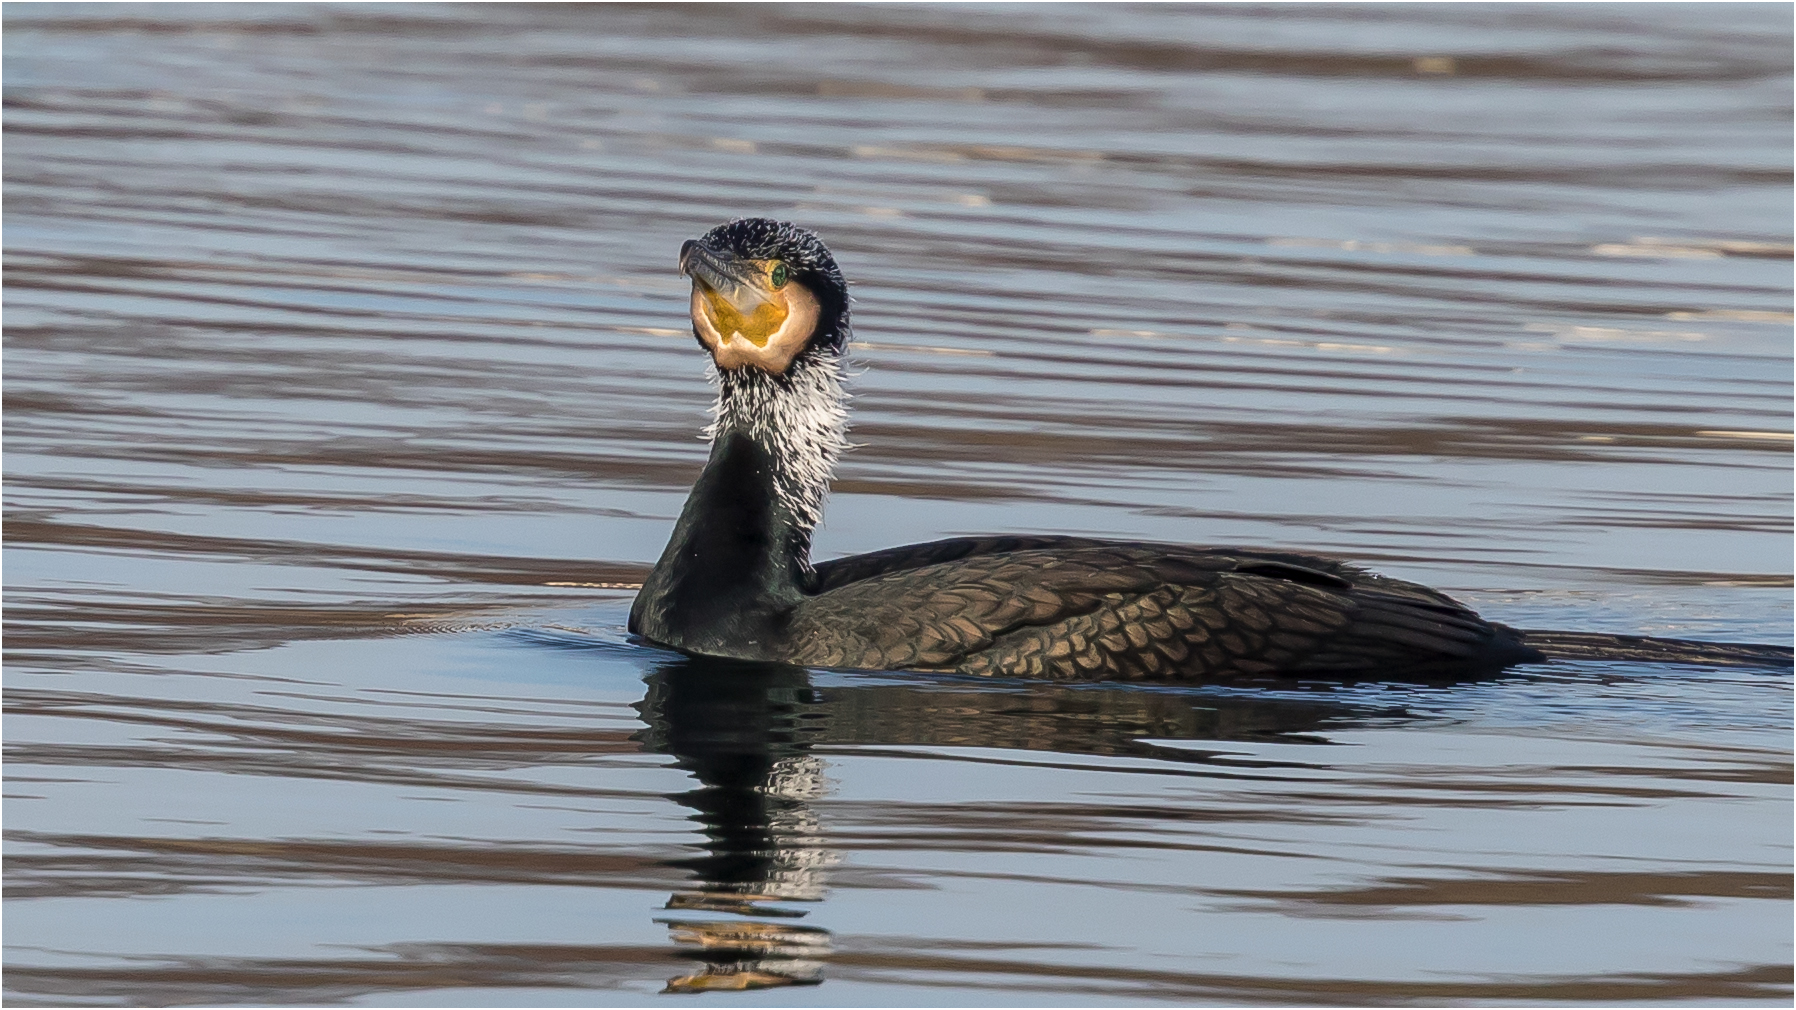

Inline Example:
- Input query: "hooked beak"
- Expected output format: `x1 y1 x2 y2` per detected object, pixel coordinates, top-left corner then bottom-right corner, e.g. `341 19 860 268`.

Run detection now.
679 236 821 373
679 239 775 314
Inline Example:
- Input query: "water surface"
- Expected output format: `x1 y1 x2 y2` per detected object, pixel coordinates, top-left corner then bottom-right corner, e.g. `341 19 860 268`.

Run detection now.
5 3 1792 1006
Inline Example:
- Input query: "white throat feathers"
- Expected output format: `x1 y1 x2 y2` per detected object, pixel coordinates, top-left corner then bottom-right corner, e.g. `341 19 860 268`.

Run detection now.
704 354 849 533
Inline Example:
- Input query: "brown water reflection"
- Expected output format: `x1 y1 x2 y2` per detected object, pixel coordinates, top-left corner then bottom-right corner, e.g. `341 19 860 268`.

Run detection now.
5 2 1791 1006
6 948 1786 1008
11 632 1790 1004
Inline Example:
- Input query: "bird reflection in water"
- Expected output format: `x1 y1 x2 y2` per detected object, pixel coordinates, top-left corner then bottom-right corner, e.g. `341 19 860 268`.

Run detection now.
634 657 835 993
631 651 1418 993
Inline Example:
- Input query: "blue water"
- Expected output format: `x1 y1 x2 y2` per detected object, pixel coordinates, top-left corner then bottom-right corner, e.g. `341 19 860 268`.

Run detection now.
5 3 1790 1005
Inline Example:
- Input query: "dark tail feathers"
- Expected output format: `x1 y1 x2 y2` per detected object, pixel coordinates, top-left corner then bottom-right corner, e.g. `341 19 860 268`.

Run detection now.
1514 629 1793 670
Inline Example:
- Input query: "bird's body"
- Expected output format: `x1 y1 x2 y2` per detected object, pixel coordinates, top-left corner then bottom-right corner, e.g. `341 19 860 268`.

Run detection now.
628 218 1790 680
629 424 1540 680
798 538 1537 679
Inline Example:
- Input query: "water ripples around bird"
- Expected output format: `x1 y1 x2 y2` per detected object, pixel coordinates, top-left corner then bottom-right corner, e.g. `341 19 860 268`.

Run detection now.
4 4 1791 1005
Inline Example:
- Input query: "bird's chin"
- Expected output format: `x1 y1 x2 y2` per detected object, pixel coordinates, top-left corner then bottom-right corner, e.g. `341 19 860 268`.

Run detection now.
690 284 820 375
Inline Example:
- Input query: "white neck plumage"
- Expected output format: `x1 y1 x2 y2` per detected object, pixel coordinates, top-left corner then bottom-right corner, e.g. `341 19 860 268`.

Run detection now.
705 353 849 534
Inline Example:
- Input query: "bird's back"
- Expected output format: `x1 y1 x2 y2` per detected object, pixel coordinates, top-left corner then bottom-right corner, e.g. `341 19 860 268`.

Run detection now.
794 536 1538 680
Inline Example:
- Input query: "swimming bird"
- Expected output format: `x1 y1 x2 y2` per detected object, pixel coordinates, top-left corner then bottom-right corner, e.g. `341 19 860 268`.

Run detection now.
628 218 1792 680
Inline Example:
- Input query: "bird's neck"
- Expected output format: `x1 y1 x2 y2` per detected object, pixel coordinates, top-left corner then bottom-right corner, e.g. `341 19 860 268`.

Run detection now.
705 355 849 538
630 356 848 657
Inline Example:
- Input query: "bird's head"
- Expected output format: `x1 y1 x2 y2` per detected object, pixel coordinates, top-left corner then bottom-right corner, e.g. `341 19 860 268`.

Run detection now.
679 218 849 375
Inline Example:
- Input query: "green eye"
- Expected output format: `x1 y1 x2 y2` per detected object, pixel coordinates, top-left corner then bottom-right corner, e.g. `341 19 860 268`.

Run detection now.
769 263 789 288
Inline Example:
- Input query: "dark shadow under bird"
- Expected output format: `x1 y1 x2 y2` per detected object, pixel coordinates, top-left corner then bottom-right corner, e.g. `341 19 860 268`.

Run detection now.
627 218 1792 681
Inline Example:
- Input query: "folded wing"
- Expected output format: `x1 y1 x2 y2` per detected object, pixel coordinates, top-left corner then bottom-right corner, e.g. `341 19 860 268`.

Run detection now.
793 540 1529 679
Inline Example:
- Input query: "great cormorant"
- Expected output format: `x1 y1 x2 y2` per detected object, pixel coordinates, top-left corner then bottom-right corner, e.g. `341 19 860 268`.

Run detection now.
627 218 1791 680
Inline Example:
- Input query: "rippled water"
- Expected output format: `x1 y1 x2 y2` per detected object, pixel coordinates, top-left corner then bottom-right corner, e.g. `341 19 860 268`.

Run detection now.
5 3 1792 1006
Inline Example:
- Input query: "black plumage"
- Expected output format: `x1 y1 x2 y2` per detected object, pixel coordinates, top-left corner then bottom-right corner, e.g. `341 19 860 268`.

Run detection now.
628 219 1792 680
787 537 1537 679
